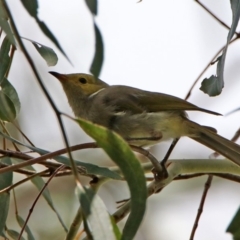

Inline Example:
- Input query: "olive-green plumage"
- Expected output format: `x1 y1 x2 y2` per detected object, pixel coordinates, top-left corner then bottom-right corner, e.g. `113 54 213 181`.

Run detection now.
49 71 240 166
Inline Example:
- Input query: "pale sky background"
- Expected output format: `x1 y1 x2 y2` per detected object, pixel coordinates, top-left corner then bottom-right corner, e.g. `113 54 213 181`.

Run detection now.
5 0 240 239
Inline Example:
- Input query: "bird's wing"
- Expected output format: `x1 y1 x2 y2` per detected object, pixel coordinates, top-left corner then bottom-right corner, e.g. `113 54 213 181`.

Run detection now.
101 86 221 116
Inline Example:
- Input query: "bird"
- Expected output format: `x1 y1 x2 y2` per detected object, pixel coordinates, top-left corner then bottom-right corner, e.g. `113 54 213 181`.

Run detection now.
49 71 240 168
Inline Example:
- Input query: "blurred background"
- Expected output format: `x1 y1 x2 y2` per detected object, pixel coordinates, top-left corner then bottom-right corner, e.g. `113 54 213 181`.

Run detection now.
3 0 240 239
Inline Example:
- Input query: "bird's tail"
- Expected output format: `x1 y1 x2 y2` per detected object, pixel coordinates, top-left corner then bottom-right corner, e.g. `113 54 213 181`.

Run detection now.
186 120 240 166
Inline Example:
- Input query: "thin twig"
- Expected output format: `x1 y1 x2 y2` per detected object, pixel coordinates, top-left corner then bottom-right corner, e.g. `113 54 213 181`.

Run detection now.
17 165 65 240
0 142 98 174
190 175 213 240
195 0 236 33
12 122 35 147
0 169 50 193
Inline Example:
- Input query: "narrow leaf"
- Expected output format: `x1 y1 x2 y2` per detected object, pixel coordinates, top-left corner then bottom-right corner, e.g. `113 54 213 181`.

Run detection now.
17 215 35 240
90 23 104 77
0 77 20 122
32 42 58 66
20 0 38 17
85 0 98 15
78 187 96 216
0 158 12 235
87 194 117 240
76 118 147 240
6 229 26 240
0 36 11 84
226 206 240 239
0 2 16 45
22 37 58 66
20 0 69 62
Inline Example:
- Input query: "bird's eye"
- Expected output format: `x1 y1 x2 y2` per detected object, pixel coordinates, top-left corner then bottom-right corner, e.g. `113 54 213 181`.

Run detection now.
79 78 87 84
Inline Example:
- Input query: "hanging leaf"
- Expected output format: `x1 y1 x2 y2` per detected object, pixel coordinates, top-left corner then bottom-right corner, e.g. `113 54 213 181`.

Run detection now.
226 206 240 239
76 118 147 240
90 23 104 77
22 37 58 66
0 158 13 236
85 0 98 15
20 0 69 62
16 215 35 240
0 78 20 122
0 36 11 84
0 2 16 45
6 229 26 240
87 194 118 240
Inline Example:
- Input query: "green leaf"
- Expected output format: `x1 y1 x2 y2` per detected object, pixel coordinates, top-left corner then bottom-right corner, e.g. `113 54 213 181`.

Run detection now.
200 0 240 96
0 36 11 84
20 0 38 17
22 37 58 66
85 0 98 15
6 229 26 240
226 206 240 239
78 187 96 216
0 2 16 45
0 131 122 180
200 75 223 97
110 216 121 240
0 77 20 122
20 0 69 62
0 158 12 236
31 42 58 66
90 23 104 77
76 118 147 240
16 215 35 240
87 194 118 240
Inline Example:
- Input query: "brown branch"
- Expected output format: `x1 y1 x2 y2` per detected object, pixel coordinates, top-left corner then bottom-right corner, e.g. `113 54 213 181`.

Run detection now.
190 175 213 240
0 142 98 175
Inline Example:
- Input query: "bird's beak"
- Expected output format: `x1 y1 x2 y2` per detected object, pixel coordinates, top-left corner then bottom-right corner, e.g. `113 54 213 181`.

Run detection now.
49 71 68 81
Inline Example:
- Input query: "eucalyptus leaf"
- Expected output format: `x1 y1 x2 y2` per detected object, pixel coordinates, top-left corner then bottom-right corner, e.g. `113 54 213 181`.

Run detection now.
0 2 16 45
6 229 26 240
22 37 58 66
0 77 20 122
85 0 98 15
87 194 117 240
16 215 35 240
76 118 147 240
78 187 96 217
226 206 240 239
0 158 12 236
90 23 104 77
32 42 58 66
0 36 11 84
20 0 69 62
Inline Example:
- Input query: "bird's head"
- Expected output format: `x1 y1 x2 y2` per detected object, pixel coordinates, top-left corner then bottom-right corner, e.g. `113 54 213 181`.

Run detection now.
49 72 109 97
